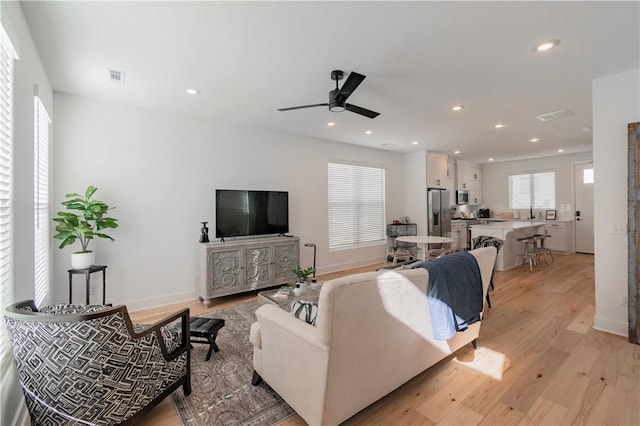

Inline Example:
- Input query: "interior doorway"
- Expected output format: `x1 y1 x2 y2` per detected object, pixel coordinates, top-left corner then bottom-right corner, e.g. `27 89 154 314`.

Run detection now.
574 161 594 254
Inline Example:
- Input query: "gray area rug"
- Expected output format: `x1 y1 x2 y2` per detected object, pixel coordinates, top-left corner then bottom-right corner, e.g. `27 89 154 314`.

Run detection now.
171 299 295 425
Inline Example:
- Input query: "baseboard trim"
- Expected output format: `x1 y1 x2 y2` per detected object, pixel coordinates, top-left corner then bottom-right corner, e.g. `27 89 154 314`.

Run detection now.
593 315 628 337
126 290 196 312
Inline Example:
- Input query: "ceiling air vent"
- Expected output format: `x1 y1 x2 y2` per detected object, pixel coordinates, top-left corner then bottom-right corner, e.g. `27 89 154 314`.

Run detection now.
108 69 125 84
536 109 573 122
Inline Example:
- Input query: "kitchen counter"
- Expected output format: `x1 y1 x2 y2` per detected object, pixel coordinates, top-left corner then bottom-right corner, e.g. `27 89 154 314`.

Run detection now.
482 218 574 223
470 221 547 271
472 220 547 229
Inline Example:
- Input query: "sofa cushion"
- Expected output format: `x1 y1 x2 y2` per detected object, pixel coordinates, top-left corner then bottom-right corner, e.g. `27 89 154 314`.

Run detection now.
290 301 318 326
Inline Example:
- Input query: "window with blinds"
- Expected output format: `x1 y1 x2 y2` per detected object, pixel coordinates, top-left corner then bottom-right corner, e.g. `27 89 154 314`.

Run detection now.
328 162 386 250
0 40 14 377
508 171 556 209
34 96 50 307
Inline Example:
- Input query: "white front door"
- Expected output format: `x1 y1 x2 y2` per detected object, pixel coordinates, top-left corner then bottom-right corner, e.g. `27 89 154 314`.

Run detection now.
574 162 594 253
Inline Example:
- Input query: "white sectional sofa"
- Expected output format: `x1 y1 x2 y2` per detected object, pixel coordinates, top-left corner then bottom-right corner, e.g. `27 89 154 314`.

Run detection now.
250 247 497 426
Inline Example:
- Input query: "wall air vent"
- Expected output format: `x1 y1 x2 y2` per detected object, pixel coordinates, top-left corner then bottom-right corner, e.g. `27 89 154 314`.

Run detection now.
536 109 573 122
108 69 125 84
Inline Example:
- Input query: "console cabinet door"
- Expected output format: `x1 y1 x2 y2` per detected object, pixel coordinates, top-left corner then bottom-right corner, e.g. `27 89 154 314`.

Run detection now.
197 237 300 305
244 243 273 289
273 241 299 284
209 247 244 296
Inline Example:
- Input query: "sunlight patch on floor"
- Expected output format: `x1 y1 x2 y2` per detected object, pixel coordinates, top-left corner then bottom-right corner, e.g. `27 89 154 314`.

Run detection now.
453 346 507 380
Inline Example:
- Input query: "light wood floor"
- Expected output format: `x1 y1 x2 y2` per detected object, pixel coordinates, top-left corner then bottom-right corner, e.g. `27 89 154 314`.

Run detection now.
132 253 640 425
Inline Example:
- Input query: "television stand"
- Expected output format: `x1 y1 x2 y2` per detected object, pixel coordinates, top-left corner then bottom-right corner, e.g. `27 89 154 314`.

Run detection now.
196 236 300 306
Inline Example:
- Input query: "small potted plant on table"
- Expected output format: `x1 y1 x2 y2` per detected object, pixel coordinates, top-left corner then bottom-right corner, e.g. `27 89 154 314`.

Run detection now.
292 266 315 294
53 185 119 269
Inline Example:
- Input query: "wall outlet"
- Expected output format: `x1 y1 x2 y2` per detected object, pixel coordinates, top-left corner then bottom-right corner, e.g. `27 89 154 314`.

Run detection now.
620 293 628 307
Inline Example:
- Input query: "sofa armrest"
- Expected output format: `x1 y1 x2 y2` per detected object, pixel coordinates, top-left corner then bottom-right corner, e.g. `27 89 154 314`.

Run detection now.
253 304 330 424
255 304 326 351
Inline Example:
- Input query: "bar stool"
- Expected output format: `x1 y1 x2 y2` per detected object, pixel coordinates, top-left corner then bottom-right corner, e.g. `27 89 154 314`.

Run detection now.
533 233 554 266
514 236 538 272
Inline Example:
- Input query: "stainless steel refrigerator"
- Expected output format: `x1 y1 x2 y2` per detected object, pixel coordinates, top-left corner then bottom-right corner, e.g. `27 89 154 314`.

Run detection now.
427 189 451 236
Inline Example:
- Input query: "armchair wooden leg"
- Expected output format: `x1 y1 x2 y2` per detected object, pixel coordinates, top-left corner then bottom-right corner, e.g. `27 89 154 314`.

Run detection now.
471 338 479 349
251 370 263 386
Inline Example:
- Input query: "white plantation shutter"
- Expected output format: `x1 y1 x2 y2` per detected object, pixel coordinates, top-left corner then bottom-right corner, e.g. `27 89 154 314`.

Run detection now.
328 162 386 249
0 39 15 377
34 96 50 307
509 171 555 209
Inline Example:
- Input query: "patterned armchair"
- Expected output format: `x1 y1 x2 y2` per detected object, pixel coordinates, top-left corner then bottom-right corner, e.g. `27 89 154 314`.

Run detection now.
4 300 191 425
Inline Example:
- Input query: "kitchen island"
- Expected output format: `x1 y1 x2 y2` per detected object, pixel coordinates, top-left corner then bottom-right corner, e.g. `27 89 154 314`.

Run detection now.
470 221 546 271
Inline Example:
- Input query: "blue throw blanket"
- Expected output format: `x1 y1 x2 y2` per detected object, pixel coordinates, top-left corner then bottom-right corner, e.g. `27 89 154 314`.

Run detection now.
412 251 483 340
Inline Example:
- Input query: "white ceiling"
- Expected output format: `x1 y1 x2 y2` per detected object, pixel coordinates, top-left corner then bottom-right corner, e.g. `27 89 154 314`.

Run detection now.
20 1 640 163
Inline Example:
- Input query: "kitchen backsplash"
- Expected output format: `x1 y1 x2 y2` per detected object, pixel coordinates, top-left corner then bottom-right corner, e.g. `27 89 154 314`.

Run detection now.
452 204 574 220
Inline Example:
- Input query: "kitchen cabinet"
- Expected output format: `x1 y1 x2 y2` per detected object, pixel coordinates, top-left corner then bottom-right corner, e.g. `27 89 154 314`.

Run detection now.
426 152 448 189
451 220 468 250
197 236 299 305
544 222 573 252
447 160 457 206
457 162 483 205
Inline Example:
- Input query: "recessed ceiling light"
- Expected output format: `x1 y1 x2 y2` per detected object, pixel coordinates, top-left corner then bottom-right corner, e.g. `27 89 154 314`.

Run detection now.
530 138 540 143
412 141 419 145
451 105 464 111
495 123 506 129
365 130 373 135
534 40 560 53
185 88 200 95
327 122 335 127
558 149 565 153
488 158 494 162
454 150 461 154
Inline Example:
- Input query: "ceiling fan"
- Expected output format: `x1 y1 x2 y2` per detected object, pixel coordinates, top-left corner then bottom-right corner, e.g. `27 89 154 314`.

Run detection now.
278 70 380 119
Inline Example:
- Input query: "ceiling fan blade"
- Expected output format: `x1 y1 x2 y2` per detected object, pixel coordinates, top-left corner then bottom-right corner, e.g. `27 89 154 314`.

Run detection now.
336 72 366 103
277 103 328 112
345 103 380 119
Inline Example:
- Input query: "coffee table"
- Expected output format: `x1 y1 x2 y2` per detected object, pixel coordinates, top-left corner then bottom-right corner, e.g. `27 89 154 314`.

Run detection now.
258 284 321 310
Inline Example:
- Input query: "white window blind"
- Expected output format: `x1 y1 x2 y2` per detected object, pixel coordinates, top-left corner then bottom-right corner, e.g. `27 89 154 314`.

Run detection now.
328 162 386 250
0 40 14 377
509 171 556 209
34 96 50 307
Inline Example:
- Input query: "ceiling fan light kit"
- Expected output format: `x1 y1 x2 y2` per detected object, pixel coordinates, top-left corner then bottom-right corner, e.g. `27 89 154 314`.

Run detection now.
278 69 380 119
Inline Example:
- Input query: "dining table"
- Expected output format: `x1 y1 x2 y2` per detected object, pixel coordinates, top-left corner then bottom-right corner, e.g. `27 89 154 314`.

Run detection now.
395 235 454 261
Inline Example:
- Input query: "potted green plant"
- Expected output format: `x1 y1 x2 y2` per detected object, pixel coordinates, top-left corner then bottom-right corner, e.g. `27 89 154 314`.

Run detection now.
53 185 119 269
292 266 315 285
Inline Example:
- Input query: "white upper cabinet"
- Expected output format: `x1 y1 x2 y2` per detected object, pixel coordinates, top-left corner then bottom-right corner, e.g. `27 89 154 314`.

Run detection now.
426 152 448 189
447 160 457 206
457 162 483 204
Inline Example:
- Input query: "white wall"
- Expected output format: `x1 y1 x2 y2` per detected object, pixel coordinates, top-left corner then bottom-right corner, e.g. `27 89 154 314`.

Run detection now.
52 93 406 310
593 68 640 336
1 2 53 425
404 151 428 234
481 152 593 219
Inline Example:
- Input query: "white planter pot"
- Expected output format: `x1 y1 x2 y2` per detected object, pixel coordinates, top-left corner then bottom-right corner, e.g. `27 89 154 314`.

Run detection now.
71 252 95 269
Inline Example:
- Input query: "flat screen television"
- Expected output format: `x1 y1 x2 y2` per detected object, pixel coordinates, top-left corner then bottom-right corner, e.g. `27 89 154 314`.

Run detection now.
215 190 289 239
